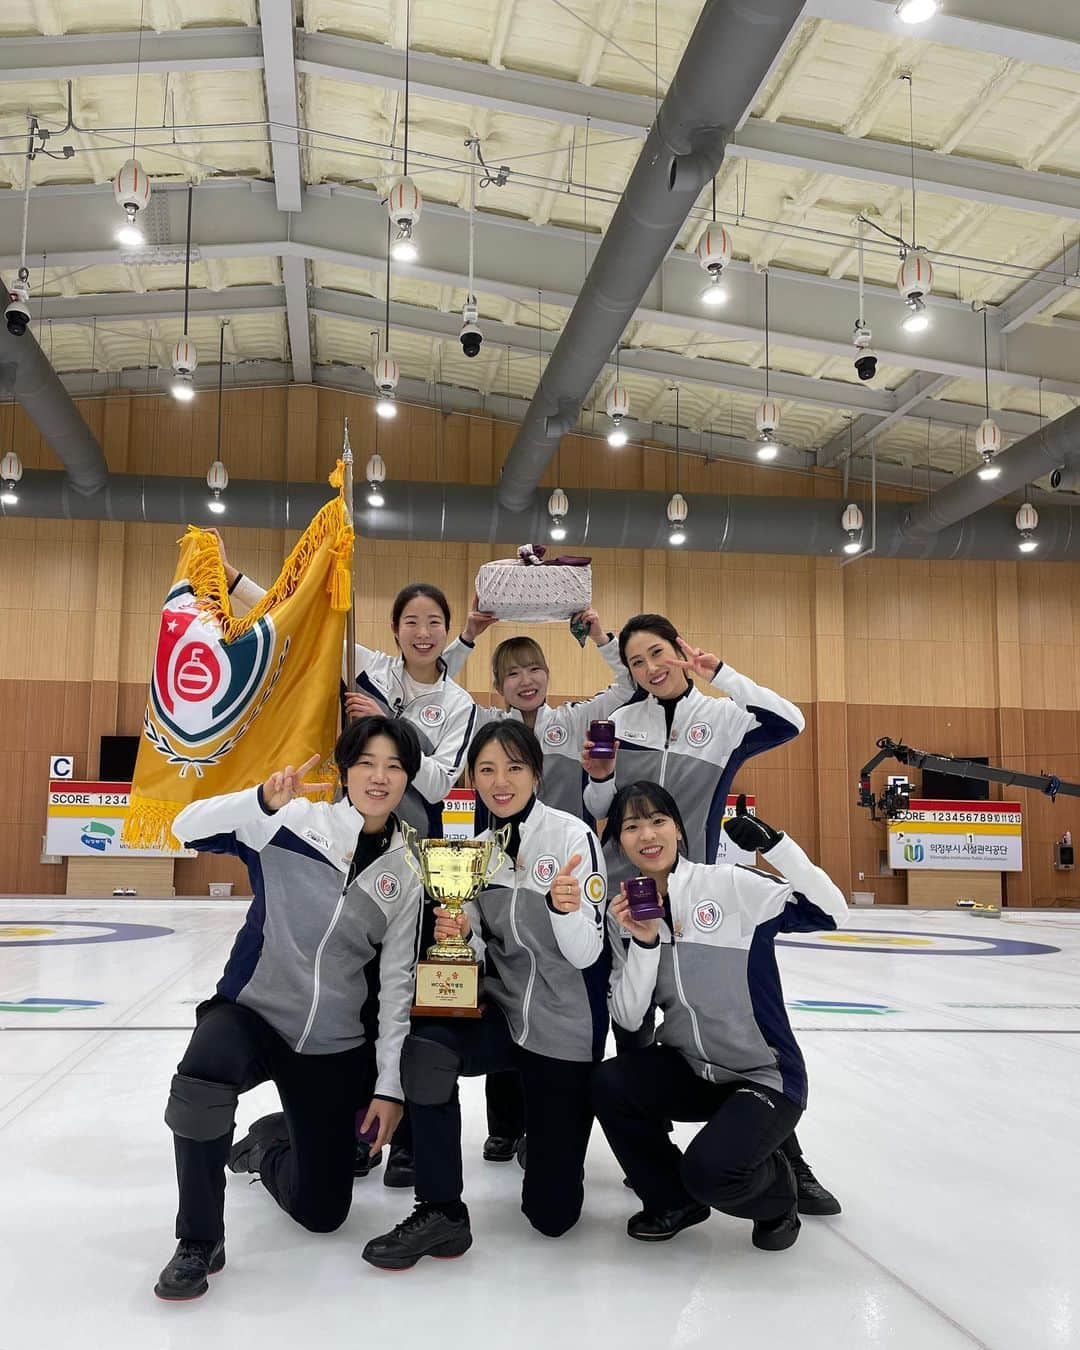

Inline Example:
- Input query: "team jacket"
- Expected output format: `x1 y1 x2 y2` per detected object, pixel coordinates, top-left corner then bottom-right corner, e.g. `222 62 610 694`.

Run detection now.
173 788 423 1101
608 835 847 1108
584 664 804 887
231 576 478 838
462 798 609 1063
442 633 636 819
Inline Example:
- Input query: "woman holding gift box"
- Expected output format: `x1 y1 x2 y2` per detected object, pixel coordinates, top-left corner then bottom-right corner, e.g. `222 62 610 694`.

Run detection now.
362 721 609 1271
220 541 478 843
594 782 847 1250
443 602 635 823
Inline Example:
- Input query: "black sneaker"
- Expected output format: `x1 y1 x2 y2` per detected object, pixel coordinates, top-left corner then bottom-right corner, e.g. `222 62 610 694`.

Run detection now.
383 1144 415 1189
228 1112 288 1175
482 1134 524 1163
354 1140 384 1178
362 1203 472 1270
627 1203 710 1242
154 1238 226 1301
792 1157 841 1215
752 1207 801 1251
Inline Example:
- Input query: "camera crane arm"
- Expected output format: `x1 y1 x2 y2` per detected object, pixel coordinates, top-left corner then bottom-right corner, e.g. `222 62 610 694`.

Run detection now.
858 737 1080 821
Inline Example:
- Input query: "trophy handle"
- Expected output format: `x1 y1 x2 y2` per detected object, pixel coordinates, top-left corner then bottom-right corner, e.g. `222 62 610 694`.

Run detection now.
485 822 512 882
399 820 424 882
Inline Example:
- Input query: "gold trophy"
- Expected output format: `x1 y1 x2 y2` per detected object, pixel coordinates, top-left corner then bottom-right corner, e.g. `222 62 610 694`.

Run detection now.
400 822 510 1017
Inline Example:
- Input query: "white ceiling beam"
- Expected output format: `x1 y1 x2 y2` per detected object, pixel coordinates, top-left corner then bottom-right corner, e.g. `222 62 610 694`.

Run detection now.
801 0 1080 74
6 26 1079 226
259 0 302 214
818 372 952 465
281 255 313 383
7 180 1080 410
1000 243 1080 333
0 27 262 80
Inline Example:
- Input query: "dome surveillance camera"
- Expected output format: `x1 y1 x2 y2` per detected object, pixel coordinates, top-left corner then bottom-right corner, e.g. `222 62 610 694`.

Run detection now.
852 321 877 381
460 321 483 358
5 277 30 337
460 295 482 357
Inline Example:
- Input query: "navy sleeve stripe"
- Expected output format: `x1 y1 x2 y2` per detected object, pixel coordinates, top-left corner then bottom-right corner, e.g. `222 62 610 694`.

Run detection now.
216 842 267 1001
584 830 600 873
450 704 477 771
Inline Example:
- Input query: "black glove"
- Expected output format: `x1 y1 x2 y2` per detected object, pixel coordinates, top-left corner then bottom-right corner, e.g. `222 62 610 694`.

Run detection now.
723 793 783 854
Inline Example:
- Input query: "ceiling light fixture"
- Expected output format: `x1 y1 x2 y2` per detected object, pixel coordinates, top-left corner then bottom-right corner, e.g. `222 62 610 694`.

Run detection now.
606 379 630 447
755 270 782 462
896 0 940 23
1016 502 1039 553
170 184 197 402
1 448 22 505
975 306 1002 480
366 451 387 506
841 502 864 554
205 321 229 512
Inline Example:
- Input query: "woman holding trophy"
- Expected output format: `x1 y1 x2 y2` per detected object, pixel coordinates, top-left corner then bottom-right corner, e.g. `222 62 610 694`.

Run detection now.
154 716 424 1301
593 783 847 1251
362 721 609 1271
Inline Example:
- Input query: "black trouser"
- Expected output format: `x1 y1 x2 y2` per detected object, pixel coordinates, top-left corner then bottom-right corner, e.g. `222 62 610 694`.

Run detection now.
593 1045 802 1223
407 1010 594 1238
613 1009 805 1160
484 1070 526 1139
171 999 373 1242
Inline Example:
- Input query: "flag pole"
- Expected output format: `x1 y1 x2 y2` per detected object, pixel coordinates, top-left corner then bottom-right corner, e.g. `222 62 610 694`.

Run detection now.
342 416 356 696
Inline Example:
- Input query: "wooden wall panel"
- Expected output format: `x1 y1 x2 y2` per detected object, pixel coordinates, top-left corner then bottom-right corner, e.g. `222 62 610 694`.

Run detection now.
2 386 1080 904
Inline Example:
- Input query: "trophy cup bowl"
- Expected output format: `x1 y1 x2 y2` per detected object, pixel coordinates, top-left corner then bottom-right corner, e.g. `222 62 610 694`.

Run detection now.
401 823 509 1017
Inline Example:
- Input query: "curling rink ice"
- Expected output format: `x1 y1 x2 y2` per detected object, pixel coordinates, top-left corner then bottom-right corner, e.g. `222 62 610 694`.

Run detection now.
1 900 1078 1350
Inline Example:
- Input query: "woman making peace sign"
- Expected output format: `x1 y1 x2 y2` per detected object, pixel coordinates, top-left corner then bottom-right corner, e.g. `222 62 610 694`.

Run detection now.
363 721 609 1271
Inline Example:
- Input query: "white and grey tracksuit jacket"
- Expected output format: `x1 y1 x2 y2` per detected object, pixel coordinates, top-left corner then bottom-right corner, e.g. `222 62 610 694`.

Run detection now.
609 836 848 1108
231 575 478 838
463 798 609 1063
442 632 635 821
173 789 422 1102
584 664 805 892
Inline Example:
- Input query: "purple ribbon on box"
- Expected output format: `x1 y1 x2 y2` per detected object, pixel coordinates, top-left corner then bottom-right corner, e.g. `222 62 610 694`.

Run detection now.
517 544 591 567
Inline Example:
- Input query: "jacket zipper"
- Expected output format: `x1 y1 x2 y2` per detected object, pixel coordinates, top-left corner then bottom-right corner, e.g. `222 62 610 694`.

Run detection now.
506 869 535 1045
669 902 710 1075
295 877 349 1053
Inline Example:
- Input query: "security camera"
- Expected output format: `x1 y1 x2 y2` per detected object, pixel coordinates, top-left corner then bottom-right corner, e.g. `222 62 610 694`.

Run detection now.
460 295 483 358
5 274 30 337
853 321 877 382
1051 466 1080 492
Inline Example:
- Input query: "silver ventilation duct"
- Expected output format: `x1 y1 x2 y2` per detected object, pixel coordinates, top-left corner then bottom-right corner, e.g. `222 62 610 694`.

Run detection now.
9 469 1080 561
902 404 1080 539
0 276 109 496
496 0 806 512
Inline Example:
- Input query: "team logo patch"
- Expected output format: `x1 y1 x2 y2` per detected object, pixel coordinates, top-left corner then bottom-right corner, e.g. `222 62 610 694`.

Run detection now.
692 901 723 932
543 725 568 748
533 855 559 888
419 704 446 728
585 873 606 904
686 722 713 748
149 584 276 747
375 872 401 901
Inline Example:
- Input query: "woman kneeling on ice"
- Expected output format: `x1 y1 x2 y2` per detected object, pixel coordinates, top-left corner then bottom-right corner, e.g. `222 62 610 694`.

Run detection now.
155 717 423 1302
593 784 847 1252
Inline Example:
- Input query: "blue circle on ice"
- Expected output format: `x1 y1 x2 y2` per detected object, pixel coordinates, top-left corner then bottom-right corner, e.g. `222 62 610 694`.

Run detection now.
0 920 175 948
777 929 1059 956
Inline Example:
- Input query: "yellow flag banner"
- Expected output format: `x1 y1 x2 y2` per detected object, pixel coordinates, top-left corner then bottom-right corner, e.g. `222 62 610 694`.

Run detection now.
121 463 354 852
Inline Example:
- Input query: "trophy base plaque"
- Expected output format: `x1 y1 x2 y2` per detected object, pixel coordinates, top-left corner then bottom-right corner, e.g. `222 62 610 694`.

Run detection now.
411 958 484 1018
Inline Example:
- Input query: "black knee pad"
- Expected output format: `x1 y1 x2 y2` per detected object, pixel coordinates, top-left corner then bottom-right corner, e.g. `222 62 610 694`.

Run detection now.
401 1034 462 1106
164 1072 239 1142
